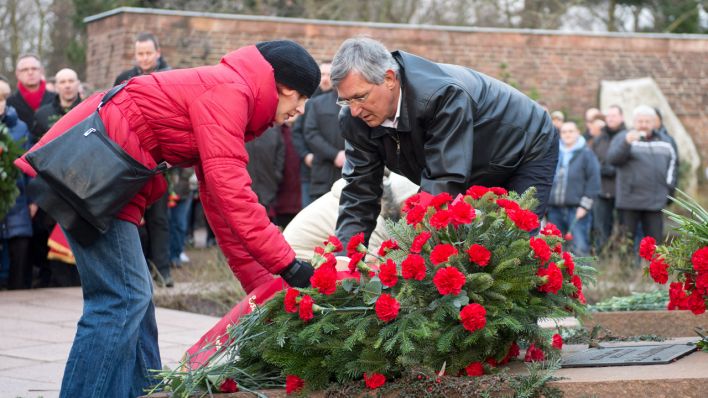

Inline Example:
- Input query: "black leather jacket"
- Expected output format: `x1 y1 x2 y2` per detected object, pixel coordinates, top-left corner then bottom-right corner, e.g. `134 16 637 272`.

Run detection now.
335 51 556 245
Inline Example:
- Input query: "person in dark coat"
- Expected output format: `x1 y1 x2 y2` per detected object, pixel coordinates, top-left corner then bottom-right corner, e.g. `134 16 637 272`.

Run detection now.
114 32 171 86
547 122 600 256
7 54 54 129
33 68 82 141
331 37 559 247
0 80 33 290
246 125 285 216
273 122 302 228
303 88 345 201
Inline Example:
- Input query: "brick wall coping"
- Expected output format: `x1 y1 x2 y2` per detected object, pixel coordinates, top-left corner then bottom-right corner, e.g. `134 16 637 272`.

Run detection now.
85 6 708 41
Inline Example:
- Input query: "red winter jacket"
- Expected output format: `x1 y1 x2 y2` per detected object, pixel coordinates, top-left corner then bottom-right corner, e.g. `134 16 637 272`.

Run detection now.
15 45 295 293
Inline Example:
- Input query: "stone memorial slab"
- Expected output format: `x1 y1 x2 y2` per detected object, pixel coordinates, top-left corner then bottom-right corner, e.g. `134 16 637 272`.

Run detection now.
561 343 696 368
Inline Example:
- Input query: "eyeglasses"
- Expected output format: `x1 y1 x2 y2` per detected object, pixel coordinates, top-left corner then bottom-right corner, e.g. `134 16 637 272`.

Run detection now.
336 87 373 107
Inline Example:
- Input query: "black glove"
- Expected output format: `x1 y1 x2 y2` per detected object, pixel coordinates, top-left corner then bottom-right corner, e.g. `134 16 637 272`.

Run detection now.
279 258 314 288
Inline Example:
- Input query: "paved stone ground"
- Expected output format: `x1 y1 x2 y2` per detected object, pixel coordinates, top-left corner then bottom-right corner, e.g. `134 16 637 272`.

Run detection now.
0 287 219 398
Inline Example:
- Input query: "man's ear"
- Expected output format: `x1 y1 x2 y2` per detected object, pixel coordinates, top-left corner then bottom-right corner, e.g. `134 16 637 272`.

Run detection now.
384 70 397 89
277 83 297 97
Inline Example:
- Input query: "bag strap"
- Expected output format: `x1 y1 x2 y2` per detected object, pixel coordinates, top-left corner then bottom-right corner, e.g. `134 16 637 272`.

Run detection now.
97 83 127 111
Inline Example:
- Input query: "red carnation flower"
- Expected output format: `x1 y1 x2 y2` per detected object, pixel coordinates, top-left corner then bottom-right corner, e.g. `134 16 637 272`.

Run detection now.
411 231 432 254
552 334 563 350
537 262 563 294
529 237 551 264
379 259 399 287
431 192 453 209
562 251 575 275
402 192 433 213
639 236 657 261
524 343 545 362
377 239 399 256
460 303 487 332
688 290 706 315
284 288 300 313
571 275 583 296
695 272 708 294
375 294 400 322
449 201 475 226
430 210 452 229
649 256 669 285
553 243 562 254
466 185 490 199
346 233 366 257
489 187 508 196
406 205 428 225
496 198 520 211
363 372 386 389
349 252 365 273
692 247 708 273
433 266 466 295
325 235 343 253
500 342 520 364
299 294 314 322
401 254 427 280
465 362 484 377
467 244 491 266
220 378 238 393
564 232 574 241
430 243 458 265
286 375 305 394
668 282 689 310
541 222 562 237
310 265 337 295
507 208 540 232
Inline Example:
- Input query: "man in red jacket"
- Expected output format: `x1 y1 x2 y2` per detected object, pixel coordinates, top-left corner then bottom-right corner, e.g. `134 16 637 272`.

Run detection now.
16 40 319 397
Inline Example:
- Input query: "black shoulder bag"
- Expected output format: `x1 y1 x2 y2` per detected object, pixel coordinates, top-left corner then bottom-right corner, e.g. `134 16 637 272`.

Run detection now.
26 83 168 246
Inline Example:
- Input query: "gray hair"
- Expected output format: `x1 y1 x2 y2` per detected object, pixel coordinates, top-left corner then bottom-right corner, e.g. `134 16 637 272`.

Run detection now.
633 104 657 118
331 37 399 87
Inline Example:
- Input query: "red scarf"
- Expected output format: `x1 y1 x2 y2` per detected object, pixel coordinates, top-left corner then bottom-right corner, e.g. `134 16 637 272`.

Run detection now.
17 80 46 111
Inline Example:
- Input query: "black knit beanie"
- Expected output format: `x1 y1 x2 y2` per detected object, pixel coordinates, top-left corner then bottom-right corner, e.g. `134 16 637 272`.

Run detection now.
256 40 321 98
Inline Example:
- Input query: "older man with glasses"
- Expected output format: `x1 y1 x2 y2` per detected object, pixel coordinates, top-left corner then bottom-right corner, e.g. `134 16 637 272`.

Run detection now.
331 37 559 248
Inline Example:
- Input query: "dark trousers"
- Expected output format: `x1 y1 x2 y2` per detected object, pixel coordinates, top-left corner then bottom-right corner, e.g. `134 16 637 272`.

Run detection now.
6 237 31 290
505 141 560 222
139 192 171 278
592 196 615 252
618 209 663 245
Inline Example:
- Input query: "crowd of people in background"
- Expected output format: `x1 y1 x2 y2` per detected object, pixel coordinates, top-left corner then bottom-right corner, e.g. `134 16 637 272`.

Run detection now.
0 31 682 291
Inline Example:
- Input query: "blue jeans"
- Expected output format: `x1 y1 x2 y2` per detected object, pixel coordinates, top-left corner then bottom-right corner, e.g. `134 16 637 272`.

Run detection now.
61 219 161 398
547 206 592 256
169 196 193 265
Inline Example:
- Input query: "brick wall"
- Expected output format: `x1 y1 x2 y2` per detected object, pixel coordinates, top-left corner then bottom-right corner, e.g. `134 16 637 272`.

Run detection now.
85 8 708 162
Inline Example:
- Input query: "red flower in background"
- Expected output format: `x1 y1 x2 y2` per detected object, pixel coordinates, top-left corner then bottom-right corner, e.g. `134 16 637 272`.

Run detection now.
489 187 508 196
298 295 314 322
378 239 399 256
541 223 562 237
692 247 708 273
500 342 520 364
375 294 400 322
430 243 458 265
284 288 300 313
524 343 545 362
466 185 490 199
310 265 337 295
219 378 239 393
465 362 484 377
431 192 453 209
406 205 427 225
325 235 343 253
496 198 520 211
553 243 562 254
668 282 689 310
411 231 432 253
379 259 399 287
688 291 706 315
467 244 491 266
564 232 574 241
433 267 466 295
460 303 487 332
450 201 475 226
552 334 563 350
348 252 365 272
639 236 657 261
695 272 708 294
286 375 305 394
537 262 563 294
562 251 575 275
401 254 427 280
346 233 366 257
430 210 452 229
529 237 551 264
363 372 386 389
571 275 583 297
402 192 433 212
507 208 540 232
649 256 669 284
